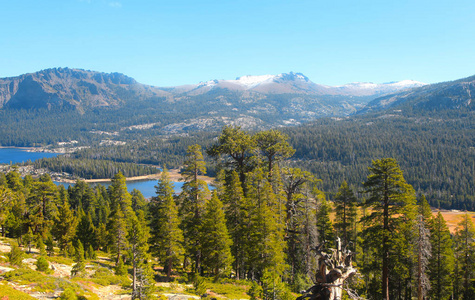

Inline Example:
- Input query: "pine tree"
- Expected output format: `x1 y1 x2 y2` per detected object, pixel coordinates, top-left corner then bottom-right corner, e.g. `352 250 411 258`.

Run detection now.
454 213 475 299
75 210 96 251
207 125 256 193
27 178 58 238
428 211 454 300
71 240 85 277
414 215 431 300
107 172 133 266
316 198 334 247
53 193 77 253
334 181 358 247
109 172 133 218
131 189 147 214
179 144 209 273
0 185 14 237
222 170 247 279
280 167 318 282
246 168 287 279
418 195 432 220
253 129 295 178
24 227 35 253
200 191 233 278
109 208 128 265
128 211 155 299
149 168 184 279
362 158 416 300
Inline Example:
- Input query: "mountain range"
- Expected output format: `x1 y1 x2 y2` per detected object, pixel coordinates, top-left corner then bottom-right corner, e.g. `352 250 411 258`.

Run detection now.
0 68 424 111
0 68 473 145
360 74 475 114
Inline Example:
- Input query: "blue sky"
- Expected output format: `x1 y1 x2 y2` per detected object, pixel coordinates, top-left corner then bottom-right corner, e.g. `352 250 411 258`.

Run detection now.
1 0 474 86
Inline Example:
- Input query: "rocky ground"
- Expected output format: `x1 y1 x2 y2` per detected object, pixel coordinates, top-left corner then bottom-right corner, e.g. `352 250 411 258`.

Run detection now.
0 238 247 300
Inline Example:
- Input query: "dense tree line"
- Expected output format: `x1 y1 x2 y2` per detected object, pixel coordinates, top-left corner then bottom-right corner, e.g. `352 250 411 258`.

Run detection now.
32 156 160 179
283 114 475 210
1 125 474 299
68 132 216 169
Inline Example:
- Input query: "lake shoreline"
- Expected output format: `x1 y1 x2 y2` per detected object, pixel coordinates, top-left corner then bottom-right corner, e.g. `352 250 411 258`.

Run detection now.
52 169 213 184
0 147 214 184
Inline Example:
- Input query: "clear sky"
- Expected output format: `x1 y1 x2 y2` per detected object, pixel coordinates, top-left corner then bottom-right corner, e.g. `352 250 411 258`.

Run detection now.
1 0 474 87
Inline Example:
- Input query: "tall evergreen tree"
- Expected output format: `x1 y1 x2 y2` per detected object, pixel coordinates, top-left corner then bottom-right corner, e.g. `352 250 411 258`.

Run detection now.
428 211 454 300
254 129 295 178
75 210 96 251
207 125 256 193
131 189 147 213
414 215 431 300
27 176 58 237
246 168 287 280
180 144 209 273
108 172 133 265
280 167 319 282
71 240 86 277
128 211 155 299
362 158 416 300
333 181 358 247
222 170 246 279
0 185 14 237
200 191 233 278
316 198 334 247
454 213 475 299
53 194 77 254
149 168 184 279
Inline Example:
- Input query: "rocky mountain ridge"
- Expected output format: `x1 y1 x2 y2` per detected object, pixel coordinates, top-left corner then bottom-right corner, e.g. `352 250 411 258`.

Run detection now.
360 74 475 114
165 71 425 97
0 68 425 112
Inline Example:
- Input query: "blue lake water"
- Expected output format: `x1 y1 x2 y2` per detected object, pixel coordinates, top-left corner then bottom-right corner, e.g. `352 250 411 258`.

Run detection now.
54 180 185 199
0 147 184 198
0 147 60 164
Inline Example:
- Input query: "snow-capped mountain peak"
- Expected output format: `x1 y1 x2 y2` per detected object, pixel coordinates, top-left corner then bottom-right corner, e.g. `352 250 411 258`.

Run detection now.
231 74 277 88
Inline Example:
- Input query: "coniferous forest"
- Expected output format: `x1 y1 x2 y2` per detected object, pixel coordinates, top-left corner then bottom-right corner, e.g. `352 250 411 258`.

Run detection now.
1 126 474 299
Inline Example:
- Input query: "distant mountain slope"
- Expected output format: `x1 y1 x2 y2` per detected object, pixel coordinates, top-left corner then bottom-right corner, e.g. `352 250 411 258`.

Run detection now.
0 68 428 145
0 68 168 111
164 72 425 97
360 74 475 114
0 68 425 113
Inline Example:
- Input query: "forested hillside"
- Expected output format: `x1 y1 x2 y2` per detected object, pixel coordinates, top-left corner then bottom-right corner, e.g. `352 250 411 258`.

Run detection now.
31 112 475 210
284 113 475 210
1 127 474 299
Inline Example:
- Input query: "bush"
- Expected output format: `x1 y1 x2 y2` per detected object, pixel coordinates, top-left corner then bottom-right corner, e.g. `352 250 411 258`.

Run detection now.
59 288 78 300
36 256 52 274
0 282 36 299
4 268 83 293
8 243 24 266
85 267 131 286
192 274 207 296
114 259 128 276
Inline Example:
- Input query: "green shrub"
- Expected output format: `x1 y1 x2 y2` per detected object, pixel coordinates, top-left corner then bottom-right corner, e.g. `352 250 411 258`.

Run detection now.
207 282 250 299
247 282 263 300
4 268 83 293
85 267 131 286
0 282 36 299
114 259 128 276
59 288 78 300
192 274 207 296
8 243 24 266
36 256 52 274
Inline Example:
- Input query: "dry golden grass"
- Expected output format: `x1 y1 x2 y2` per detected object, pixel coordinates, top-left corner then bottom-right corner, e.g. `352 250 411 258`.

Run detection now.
435 209 475 233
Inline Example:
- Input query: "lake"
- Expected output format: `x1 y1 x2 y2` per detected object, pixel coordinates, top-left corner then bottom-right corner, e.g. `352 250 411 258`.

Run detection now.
0 147 60 164
0 147 183 198
55 180 185 199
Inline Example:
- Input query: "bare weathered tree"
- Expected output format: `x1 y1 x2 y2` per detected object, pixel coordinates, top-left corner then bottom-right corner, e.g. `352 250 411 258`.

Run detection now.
297 238 360 300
